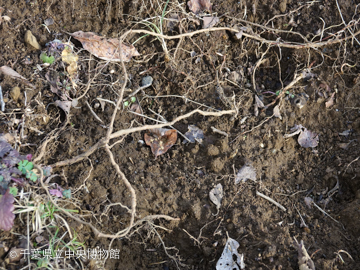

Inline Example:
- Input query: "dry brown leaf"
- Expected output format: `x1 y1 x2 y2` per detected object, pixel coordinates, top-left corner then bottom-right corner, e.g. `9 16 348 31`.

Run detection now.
187 0 212 14
209 183 223 214
62 46 78 78
255 95 265 108
203 17 219 29
325 92 335 108
298 128 319 148
55 100 71 114
294 238 316 270
0 66 35 88
70 31 140 62
144 128 177 158
235 164 256 184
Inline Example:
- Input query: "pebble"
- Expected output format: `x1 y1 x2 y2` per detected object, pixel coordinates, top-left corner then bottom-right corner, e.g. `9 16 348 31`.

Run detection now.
24 30 41 50
279 0 287 13
10 86 21 101
141 76 153 87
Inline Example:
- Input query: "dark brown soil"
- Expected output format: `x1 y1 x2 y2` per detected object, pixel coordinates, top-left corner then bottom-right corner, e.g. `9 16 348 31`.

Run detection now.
0 0 360 269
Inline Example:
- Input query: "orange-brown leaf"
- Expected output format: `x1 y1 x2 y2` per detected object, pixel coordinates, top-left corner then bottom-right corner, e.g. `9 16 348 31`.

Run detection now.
70 31 140 62
144 129 177 158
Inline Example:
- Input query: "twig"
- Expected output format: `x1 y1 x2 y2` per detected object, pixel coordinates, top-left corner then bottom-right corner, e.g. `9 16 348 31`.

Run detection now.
123 26 360 49
211 126 228 137
0 85 5 111
256 191 287 211
85 101 104 124
343 156 360 175
335 0 360 45
312 201 339 224
51 109 235 167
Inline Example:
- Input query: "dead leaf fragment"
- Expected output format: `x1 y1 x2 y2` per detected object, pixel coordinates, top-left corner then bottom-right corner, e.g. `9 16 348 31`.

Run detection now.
209 183 223 215
62 46 78 78
216 237 245 270
284 125 319 148
188 0 212 14
203 16 219 29
298 128 319 148
183 125 204 144
70 31 140 62
0 66 35 88
235 164 256 184
144 128 177 158
255 95 265 108
55 100 71 114
325 92 335 108
273 104 282 120
294 238 316 270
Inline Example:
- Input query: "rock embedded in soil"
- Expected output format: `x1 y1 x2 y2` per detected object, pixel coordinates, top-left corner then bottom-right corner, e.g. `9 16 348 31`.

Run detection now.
207 144 220 156
10 86 21 101
211 157 225 172
24 30 41 50
279 0 287 13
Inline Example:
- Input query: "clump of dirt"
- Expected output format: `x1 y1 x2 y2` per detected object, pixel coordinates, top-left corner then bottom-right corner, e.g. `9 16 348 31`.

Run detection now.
0 0 359 270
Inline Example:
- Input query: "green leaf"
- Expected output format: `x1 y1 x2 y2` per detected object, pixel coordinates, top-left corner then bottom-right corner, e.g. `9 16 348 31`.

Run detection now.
123 101 129 107
130 97 136 103
275 90 280 96
0 175 3 182
40 53 55 64
9 187 18 196
27 171 38 182
62 189 71 199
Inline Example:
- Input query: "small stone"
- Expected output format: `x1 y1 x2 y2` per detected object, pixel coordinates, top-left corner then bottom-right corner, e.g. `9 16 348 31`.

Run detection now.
141 76 153 87
210 157 224 172
24 30 41 50
279 0 287 13
10 87 21 101
207 145 220 156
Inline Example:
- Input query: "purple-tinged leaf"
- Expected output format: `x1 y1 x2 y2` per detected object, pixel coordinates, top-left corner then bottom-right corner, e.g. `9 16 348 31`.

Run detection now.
0 190 15 231
0 141 12 158
26 154 32 161
49 189 63 198
2 150 22 167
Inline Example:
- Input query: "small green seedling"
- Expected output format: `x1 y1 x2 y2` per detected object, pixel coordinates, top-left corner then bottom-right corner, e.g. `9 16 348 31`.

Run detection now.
9 187 18 196
123 97 137 108
62 189 71 199
40 52 55 64
18 160 37 182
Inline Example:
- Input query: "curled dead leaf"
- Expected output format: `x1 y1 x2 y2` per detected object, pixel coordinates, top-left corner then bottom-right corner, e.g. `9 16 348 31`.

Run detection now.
325 92 335 108
55 100 72 114
187 0 212 14
209 183 223 215
203 17 219 29
0 66 35 88
298 128 319 148
273 104 282 120
144 128 177 158
70 31 140 62
294 238 315 270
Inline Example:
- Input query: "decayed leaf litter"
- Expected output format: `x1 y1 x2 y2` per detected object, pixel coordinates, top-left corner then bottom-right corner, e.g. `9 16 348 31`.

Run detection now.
144 128 177 158
216 236 245 270
284 124 319 148
70 31 140 62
